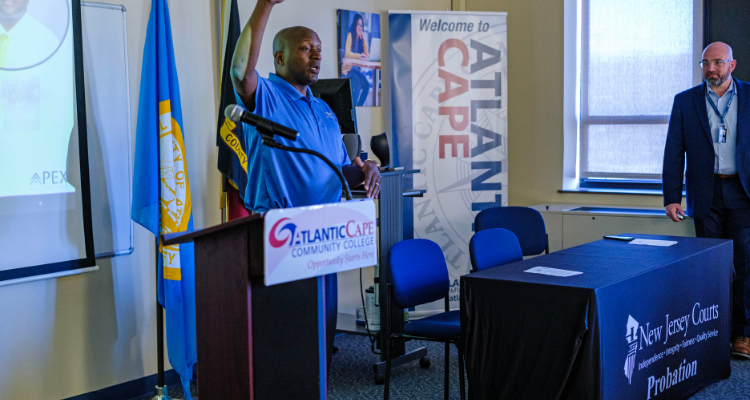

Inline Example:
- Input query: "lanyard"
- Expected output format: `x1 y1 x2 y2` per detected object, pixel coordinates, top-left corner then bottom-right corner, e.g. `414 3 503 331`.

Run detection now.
706 87 735 125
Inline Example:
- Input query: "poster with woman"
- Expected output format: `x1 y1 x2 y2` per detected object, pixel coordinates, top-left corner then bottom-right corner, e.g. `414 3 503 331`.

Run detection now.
337 9 381 107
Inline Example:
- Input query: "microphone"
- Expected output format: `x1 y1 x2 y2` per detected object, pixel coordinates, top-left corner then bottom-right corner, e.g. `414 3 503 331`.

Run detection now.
224 105 352 200
224 104 299 141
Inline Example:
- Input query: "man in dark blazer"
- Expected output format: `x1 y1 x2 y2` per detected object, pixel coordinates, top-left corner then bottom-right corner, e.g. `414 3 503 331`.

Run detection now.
663 41 750 358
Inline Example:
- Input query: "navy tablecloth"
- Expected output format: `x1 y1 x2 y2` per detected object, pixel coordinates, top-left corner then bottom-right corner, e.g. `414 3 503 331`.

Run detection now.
460 234 733 400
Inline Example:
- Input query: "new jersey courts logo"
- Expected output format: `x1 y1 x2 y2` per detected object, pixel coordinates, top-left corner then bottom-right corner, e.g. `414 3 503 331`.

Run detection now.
625 315 639 384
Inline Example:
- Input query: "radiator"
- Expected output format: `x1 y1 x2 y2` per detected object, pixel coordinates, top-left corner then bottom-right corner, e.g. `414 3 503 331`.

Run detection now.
530 204 696 252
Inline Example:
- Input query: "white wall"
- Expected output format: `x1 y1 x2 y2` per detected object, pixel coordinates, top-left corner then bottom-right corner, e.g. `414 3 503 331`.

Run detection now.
0 0 449 398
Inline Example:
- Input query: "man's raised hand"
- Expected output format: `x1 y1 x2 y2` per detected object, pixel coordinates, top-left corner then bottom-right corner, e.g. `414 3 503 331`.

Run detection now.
232 0 282 106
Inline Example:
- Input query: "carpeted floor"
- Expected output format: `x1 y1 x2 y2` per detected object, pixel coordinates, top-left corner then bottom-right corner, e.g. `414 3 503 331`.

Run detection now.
136 333 750 400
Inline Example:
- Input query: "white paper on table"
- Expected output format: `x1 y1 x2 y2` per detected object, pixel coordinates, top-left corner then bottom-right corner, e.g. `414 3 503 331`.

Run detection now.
628 239 678 247
524 266 583 277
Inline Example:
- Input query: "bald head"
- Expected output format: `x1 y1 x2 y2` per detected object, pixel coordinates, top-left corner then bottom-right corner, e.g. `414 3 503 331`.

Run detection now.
703 42 733 61
702 41 736 88
271 26 322 92
273 26 318 57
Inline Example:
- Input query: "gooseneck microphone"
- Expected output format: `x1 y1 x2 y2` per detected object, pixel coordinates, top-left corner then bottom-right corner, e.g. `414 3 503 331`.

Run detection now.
224 104 299 141
225 104 352 200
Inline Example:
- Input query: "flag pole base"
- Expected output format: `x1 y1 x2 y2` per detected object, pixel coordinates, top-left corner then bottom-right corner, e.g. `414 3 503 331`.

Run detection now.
151 385 172 400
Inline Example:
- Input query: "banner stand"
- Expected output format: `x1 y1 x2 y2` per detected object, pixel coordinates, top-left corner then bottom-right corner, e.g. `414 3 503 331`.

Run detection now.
389 10 509 309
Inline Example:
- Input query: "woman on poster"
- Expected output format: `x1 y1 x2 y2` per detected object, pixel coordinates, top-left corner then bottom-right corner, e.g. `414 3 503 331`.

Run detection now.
342 13 369 106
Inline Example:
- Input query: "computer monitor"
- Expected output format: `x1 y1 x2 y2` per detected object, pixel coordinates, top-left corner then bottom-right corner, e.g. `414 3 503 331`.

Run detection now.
310 78 358 134
369 38 381 61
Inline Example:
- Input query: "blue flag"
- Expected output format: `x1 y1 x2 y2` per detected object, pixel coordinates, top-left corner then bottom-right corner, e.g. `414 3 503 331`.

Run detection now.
131 0 196 398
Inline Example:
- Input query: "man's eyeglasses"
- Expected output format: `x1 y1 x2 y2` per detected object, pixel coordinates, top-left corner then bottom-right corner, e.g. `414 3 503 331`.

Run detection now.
700 59 733 69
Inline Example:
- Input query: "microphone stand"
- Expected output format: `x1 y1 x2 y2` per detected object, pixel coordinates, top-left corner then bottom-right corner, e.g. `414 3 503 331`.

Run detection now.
227 104 353 201
259 135 353 201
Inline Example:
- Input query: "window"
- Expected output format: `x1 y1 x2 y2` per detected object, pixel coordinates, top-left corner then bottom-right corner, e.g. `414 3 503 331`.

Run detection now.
564 0 702 191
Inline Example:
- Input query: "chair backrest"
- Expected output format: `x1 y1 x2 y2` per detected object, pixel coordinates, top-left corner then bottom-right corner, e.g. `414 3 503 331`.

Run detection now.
342 133 361 162
370 132 390 167
388 239 449 309
474 206 547 256
469 228 523 272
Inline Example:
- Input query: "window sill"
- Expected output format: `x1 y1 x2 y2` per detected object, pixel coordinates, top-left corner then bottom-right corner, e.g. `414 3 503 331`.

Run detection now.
558 188 686 197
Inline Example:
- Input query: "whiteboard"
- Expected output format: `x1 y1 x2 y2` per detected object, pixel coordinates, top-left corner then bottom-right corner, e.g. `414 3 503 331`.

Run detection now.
81 2 133 258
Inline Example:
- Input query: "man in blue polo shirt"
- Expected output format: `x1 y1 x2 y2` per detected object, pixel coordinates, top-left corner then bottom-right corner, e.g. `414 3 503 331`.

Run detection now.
230 0 381 372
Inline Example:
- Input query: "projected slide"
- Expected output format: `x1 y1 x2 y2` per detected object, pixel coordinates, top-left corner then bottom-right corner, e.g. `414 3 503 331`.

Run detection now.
0 0 89 276
0 0 74 198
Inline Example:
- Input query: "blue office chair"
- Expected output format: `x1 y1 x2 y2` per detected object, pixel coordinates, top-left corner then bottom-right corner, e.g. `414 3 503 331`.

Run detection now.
385 239 465 400
469 228 523 272
474 206 548 256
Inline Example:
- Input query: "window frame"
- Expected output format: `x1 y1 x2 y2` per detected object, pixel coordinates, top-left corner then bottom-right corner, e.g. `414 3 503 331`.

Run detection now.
563 0 704 193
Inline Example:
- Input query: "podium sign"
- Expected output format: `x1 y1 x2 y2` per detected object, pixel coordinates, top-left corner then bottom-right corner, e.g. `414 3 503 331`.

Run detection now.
264 199 377 285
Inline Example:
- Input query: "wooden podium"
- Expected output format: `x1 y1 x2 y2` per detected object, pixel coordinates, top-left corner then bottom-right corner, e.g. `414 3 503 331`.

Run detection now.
163 200 378 399
163 214 324 400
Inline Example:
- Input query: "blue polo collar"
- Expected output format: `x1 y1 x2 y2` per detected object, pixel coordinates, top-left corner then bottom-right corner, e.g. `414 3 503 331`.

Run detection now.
269 73 318 102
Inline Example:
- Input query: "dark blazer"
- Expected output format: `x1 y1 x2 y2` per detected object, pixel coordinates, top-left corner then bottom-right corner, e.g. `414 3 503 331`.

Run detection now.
663 78 750 219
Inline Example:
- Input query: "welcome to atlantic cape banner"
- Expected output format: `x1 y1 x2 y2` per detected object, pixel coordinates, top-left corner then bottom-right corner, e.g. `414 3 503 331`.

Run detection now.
389 11 508 306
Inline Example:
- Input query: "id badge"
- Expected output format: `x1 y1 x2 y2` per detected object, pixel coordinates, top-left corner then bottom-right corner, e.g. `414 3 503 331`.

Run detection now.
719 126 727 143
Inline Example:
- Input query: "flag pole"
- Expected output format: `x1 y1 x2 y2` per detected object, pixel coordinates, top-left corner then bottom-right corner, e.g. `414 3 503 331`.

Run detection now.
221 175 228 223
153 237 172 400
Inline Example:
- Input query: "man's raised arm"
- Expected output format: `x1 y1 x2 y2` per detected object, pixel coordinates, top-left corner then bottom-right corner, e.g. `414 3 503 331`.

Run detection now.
231 0 283 109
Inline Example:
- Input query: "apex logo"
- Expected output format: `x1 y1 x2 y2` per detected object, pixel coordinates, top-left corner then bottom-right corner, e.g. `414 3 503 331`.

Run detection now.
30 171 68 185
625 315 639 384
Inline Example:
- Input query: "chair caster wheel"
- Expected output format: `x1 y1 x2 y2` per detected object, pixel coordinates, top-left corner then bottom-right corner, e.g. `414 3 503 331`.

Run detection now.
375 373 385 384
419 357 431 368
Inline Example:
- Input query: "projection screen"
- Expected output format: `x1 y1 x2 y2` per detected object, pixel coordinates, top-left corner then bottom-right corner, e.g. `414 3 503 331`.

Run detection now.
0 0 95 283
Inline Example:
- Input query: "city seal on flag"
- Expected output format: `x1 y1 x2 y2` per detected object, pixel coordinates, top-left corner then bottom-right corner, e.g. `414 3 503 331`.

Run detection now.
158 99 192 281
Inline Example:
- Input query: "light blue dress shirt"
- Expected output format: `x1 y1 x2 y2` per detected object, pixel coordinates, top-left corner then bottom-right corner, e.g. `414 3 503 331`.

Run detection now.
235 72 350 212
705 79 738 174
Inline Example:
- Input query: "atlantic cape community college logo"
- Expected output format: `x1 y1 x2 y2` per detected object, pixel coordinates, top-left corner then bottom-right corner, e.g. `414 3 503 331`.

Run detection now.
269 218 296 248
263 201 378 286
267 215 374 256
